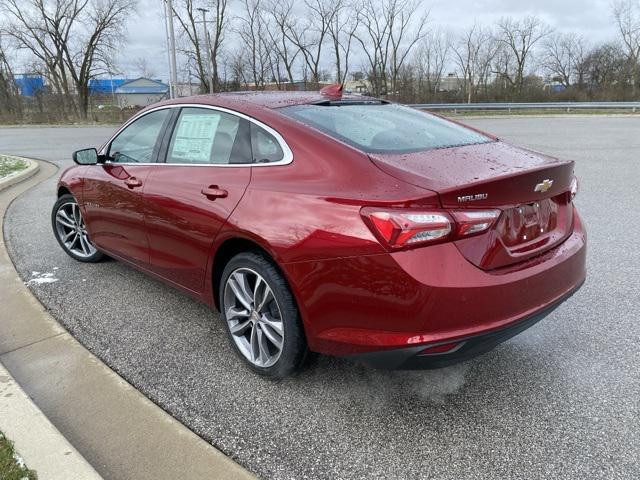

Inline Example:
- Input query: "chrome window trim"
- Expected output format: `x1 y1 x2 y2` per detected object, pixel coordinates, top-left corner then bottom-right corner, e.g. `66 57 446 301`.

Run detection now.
99 103 293 168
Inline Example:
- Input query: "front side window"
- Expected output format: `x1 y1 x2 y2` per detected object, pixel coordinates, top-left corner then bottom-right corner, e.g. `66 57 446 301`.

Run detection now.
108 109 170 163
280 103 492 154
166 108 246 165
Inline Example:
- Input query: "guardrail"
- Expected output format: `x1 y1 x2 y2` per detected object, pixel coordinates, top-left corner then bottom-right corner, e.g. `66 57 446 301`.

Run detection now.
409 101 640 112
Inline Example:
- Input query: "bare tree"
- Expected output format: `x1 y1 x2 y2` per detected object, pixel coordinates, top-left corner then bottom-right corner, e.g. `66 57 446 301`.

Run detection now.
355 0 429 97
133 56 156 78
413 28 449 99
495 15 552 96
452 24 481 103
327 0 359 84
4 0 640 116
225 49 249 88
172 0 228 93
172 0 206 91
452 24 499 103
266 0 301 85
354 0 387 94
237 0 272 89
612 0 640 95
572 37 589 89
208 0 228 91
542 32 587 88
264 23 286 88
285 0 339 86
387 1 429 96
581 42 628 95
1 0 135 118
0 37 22 117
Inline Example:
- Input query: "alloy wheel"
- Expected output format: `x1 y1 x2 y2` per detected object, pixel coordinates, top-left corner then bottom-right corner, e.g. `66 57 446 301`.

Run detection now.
223 267 285 368
54 201 97 258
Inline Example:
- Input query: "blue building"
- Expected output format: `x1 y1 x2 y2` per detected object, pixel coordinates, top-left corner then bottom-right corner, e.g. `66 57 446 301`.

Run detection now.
13 74 45 97
88 78 129 95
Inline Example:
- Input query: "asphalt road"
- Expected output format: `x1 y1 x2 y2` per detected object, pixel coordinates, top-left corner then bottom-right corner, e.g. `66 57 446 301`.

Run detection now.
1 117 639 479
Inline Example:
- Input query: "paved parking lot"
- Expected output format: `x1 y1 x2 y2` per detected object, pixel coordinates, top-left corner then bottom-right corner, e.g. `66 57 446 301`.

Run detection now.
1 116 639 479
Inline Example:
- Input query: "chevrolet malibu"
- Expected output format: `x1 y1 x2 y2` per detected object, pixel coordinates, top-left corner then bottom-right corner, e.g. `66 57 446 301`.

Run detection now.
52 87 586 377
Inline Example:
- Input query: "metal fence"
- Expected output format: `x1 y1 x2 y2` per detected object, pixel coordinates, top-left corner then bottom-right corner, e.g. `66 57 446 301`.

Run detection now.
409 101 640 113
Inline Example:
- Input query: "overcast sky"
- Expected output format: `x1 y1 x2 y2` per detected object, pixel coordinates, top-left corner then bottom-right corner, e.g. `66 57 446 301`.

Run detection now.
115 0 619 82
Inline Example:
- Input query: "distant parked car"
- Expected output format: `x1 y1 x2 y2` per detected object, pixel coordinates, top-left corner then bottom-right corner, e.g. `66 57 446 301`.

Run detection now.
52 87 586 377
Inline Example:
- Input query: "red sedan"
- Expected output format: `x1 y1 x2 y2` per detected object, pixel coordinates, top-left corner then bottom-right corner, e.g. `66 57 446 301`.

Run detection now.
52 88 586 377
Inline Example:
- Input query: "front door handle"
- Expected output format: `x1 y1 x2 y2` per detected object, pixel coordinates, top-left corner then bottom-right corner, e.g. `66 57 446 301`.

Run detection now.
201 185 228 200
125 177 143 189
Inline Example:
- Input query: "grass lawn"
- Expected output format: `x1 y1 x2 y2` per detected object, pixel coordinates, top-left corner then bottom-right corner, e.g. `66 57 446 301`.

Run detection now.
0 156 27 179
0 431 37 479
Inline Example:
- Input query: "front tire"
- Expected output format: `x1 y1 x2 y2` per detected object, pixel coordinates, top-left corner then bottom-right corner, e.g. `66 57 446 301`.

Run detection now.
219 252 307 378
52 194 104 263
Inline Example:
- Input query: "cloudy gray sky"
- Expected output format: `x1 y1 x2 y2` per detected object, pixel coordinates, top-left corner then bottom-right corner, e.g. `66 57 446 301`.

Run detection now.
116 0 619 82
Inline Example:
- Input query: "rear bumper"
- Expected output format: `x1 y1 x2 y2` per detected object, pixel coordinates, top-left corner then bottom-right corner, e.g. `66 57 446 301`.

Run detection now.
347 279 583 369
285 207 586 357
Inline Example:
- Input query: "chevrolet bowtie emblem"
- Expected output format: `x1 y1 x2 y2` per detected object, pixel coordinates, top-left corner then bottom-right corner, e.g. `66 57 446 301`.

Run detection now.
534 179 554 193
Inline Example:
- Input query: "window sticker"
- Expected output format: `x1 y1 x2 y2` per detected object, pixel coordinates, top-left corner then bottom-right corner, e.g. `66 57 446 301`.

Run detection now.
171 113 220 163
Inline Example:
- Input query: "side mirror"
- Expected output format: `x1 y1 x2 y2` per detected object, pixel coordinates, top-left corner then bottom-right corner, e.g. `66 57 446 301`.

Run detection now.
72 148 99 165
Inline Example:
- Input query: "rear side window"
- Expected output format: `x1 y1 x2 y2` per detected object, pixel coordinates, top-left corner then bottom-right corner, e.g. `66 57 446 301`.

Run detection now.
280 103 491 154
251 124 284 163
166 107 249 164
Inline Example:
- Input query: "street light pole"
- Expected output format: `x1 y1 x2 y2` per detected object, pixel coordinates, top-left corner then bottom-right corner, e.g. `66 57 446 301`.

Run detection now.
162 0 173 97
197 7 215 94
164 0 179 98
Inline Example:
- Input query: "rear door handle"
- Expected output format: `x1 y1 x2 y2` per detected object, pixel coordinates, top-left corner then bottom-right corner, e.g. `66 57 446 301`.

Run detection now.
201 185 228 199
125 177 143 189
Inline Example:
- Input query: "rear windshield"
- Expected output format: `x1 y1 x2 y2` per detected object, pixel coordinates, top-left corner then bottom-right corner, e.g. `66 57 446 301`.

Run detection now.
280 103 491 154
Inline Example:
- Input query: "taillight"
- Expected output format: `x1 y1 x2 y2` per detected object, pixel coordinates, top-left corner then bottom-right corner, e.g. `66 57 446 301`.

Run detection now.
361 207 501 250
570 177 578 201
362 208 452 249
450 209 501 237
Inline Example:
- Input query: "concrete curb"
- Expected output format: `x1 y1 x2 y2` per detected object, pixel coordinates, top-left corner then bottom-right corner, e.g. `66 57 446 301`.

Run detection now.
0 363 103 479
0 158 256 480
0 155 40 192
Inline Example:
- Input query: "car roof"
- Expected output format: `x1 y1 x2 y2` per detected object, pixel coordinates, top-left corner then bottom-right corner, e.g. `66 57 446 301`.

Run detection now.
149 90 379 112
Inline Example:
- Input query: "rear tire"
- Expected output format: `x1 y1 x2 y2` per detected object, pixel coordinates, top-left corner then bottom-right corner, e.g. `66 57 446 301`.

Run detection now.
52 194 104 263
219 252 307 378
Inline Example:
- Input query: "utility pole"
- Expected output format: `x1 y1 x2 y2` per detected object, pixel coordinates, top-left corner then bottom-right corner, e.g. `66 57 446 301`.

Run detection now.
164 0 179 98
197 7 215 94
162 0 173 97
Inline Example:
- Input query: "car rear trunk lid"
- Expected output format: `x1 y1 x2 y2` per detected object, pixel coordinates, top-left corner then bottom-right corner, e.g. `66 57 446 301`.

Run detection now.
369 141 576 270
